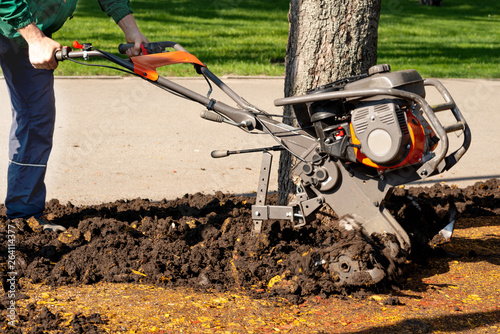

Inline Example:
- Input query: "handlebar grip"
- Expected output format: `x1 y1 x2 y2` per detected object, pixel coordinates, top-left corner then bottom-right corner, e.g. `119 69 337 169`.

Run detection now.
211 150 229 158
118 43 152 54
118 43 134 54
119 41 187 54
54 48 68 61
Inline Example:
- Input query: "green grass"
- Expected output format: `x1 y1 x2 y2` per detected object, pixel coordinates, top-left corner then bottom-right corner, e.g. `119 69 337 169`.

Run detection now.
378 0 500 78
12 0 500 78
53 0 290 76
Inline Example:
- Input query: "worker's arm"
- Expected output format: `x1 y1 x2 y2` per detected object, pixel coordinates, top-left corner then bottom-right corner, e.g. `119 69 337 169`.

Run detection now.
0 0 33 30
98 1 148 56
117 14 149 57
0 1 60 69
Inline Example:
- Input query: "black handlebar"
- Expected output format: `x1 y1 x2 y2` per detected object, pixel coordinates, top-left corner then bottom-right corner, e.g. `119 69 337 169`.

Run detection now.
118 41 188 54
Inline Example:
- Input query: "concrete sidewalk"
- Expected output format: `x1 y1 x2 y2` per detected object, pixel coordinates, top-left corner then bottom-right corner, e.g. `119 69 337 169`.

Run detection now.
1 76 499 205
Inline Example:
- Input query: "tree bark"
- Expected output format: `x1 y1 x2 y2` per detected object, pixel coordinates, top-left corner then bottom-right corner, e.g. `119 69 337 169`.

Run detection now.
278 0 382 205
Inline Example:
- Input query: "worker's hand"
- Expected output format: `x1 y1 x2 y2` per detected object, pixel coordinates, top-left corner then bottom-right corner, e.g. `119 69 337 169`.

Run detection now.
18 23 61 70
124 30 149 57
117 14 149 57
27 36 62 70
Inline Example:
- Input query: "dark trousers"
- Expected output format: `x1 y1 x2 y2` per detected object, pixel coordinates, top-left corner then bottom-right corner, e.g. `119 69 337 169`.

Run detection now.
0 36 56 219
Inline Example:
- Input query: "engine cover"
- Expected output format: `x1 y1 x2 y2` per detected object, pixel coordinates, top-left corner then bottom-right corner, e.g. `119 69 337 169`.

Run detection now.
351 101 410 166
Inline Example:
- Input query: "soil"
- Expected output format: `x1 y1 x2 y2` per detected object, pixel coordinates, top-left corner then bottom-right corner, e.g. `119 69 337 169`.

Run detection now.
0 179 499 333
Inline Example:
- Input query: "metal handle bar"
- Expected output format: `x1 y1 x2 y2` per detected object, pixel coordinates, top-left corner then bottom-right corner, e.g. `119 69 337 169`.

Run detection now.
55 48 100 61
275 86 470 179
55 47 135 71
54 42 259 129
424 78 471 171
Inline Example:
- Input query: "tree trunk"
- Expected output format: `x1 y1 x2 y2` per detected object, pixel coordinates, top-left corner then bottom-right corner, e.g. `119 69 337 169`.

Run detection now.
278 0 382 205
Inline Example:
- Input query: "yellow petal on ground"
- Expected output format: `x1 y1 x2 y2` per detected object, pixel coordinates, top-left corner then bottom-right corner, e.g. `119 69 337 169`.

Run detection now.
131 269 146 276
268 275 282 288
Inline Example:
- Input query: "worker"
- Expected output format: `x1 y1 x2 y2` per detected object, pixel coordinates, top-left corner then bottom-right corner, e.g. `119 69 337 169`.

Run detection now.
0 0 149 231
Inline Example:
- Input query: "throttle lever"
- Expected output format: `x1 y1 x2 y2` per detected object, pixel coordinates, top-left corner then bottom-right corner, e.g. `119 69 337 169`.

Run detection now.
73 41 92 51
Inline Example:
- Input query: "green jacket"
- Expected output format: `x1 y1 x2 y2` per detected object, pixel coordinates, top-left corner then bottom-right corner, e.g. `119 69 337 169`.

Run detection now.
0 0 132 45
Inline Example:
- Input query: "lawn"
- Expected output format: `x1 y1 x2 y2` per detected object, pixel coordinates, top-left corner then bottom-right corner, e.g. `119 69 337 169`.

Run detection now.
6 0 500 78
53 0 290 76
377 0 500 78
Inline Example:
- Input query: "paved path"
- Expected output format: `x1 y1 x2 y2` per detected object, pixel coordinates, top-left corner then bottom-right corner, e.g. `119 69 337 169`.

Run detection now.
1 76 499 205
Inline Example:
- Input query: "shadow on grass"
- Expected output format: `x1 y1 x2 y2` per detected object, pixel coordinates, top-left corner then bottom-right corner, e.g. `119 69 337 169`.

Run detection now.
378 43 500 77
74 0 289 21
61 0 289 75
381 0 498 21
379 0 499 77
